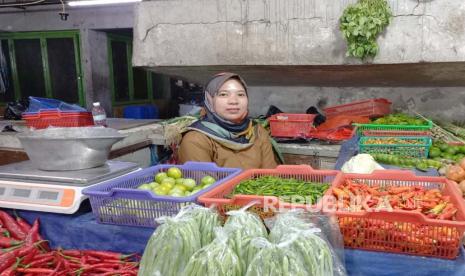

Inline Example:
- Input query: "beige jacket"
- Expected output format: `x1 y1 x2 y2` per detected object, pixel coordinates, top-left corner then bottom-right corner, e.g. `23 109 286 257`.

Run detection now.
178 125 278 170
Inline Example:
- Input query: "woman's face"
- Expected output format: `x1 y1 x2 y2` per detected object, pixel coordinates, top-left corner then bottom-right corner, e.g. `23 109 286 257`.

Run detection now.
211 79 248 123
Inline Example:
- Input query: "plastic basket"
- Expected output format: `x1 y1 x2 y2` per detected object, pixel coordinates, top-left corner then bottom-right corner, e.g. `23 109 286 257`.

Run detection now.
324 98 391 118
358 136 432 158
269 113 317 138
362 130 431 137
354 119 433 134
82 162 241 228
198 165 341 220
22 110 94 129
323 170 465 259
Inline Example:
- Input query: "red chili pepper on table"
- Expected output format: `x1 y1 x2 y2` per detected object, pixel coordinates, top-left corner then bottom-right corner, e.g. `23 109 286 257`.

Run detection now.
0 211 26 240
82 250 132 260
0 228 10 238
0 266 15 276
16 217 32 234
0 243 35 271
26 255 54 268
0 236 22 248
16 267 55 273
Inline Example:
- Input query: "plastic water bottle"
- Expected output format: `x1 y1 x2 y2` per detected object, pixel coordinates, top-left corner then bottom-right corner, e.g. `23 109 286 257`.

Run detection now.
91 102 107 127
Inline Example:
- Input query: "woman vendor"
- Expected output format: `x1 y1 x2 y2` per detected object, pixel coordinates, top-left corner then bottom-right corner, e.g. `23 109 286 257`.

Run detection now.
178 72 278 169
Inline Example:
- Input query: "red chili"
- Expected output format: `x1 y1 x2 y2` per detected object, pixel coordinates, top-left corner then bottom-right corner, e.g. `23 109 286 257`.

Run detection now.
20 247 39 267
61 249 82 258
0 227 10 238
27 255 54 268
27 219 50 252
0 211 26 240
31 251 54 261
16 267 55 273
0 266 15 276
101 270 137 276
0 236 22 248
82 250 127 260
16 217 32 233
0 247 20 271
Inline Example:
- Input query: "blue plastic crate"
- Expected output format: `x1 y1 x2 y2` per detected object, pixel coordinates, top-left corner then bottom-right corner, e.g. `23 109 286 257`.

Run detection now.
27 96 86 113
82 162 241 227
123 105 159 119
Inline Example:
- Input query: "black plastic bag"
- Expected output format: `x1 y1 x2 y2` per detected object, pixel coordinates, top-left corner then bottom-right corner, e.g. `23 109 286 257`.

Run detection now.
265 105 283 118
4 99 29 120
306 106 326 126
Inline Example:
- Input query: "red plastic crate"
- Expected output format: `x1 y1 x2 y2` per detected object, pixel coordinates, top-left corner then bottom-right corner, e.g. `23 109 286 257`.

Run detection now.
323 170 465 259
269 113 317 138
198 165 341 219
23 110 94 129
324 98 391 119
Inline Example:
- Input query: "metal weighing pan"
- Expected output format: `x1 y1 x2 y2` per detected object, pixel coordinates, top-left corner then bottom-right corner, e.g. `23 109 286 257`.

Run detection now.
17 127 126 171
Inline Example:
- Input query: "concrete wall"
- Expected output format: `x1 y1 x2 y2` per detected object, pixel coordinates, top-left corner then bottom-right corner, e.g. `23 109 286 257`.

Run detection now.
247 86 465 122
0 5 133 32
81 29 113 113
134 0 465 66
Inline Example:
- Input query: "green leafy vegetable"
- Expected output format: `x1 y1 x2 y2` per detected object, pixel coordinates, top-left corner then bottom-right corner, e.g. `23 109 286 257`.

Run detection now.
340 0 392 60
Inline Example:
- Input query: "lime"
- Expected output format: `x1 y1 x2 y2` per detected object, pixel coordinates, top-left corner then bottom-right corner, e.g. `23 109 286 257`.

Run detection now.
445 147 457 155
439 144 449 152
167 167 183 179
154 172 168 184
183 178 197 190
429 147 441 158
137 183 152 190
201 176 216 186
153 186 169 195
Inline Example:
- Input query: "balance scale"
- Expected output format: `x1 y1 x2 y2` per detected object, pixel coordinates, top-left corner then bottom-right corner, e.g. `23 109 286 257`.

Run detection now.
0 160 140 214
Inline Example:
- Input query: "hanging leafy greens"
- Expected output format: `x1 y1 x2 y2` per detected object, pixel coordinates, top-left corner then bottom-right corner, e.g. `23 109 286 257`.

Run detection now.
340 0 392 60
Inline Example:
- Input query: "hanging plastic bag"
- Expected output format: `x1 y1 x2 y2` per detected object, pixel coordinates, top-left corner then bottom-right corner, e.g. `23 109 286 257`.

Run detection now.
138 216 201 276
183 227 242 276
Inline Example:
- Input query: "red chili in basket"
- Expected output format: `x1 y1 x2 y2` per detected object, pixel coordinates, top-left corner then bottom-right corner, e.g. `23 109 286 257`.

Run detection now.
0 211 26 240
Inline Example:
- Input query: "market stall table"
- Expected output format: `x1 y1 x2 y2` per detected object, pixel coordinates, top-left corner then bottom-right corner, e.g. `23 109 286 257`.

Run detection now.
7 203 465 276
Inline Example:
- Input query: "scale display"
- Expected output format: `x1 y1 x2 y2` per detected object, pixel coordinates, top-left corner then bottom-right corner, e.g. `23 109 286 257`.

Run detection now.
0 161 140 214
0 181 72 206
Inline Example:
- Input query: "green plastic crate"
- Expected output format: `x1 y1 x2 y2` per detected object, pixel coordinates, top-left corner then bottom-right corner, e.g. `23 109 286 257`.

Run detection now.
359 136 432 158
354 119 433 135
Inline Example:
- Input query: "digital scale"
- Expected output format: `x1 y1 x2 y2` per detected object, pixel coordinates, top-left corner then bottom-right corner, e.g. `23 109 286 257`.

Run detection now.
0 160 140 214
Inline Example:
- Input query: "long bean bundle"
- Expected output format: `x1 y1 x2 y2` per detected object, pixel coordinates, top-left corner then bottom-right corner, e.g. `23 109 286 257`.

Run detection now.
177 204 221 247
224 209 268 272
138 217 201 276
183 229 242 276
245 238 308 276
